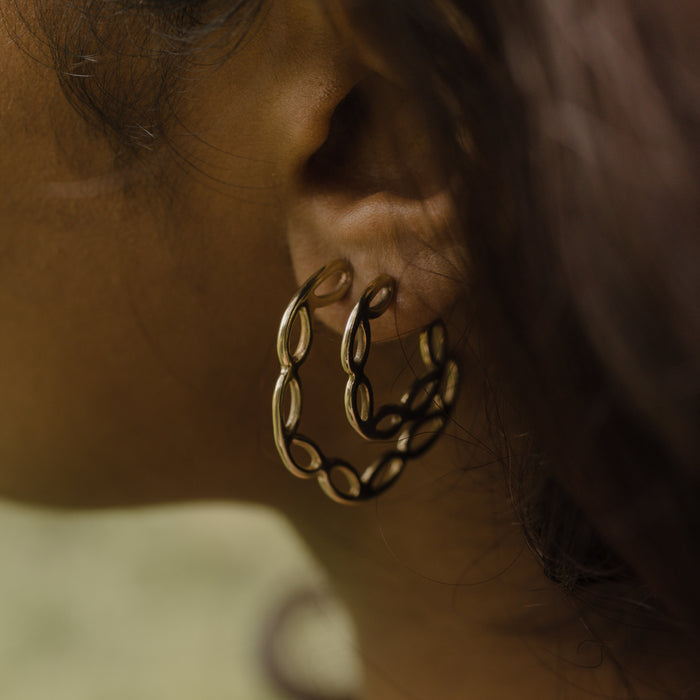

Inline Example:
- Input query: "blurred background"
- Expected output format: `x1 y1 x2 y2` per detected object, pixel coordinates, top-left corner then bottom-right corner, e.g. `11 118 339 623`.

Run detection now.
0 502 360 699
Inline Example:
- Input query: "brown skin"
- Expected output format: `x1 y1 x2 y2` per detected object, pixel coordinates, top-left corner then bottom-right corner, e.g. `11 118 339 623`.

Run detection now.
0 1 692 697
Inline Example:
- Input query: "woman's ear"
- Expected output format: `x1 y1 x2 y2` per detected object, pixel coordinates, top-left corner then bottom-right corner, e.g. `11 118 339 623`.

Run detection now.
180 0 467 340
283 11 468 340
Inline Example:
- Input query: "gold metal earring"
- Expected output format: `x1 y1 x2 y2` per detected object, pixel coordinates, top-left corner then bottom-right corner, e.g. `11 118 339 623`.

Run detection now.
272 260 459 504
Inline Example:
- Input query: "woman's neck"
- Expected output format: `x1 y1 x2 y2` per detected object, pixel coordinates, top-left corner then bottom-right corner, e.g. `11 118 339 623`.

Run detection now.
286 468 630 699
273 342 685 699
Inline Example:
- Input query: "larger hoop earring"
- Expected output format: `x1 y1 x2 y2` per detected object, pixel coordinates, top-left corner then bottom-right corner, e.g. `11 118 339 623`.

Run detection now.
272 260 459 504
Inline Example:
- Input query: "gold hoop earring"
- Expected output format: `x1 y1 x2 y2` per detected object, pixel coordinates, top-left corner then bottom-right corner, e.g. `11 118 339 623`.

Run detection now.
272 260 459 504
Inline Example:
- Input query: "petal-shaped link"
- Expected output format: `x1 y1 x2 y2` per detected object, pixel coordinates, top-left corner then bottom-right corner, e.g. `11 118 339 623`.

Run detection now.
287 305 312 366
420 321 447 370
401 370 442 415
364 276 395 319
310 260 353 307
288 436 324 475
274 371 302 435
344 375 375 436
369 405 406 440
320 461 363 503
440 359 460 407
365 453 405 493
341 310 370 375
397 412 448 458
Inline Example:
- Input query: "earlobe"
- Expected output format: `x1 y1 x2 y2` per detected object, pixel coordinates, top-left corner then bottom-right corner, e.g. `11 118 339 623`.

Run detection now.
288 188 465 340
285 71 467 340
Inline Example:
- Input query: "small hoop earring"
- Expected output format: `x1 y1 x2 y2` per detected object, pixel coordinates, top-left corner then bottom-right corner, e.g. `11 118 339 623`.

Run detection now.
341 276 460 449
272 260 459 504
